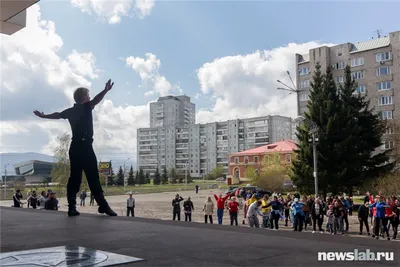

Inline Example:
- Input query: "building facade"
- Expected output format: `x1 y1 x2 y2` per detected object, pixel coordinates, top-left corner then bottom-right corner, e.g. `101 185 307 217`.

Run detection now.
0 0 39 35
150 95 195 128
296 30 400 121
137 115 293 177
13 160 54 184
228 140 297 184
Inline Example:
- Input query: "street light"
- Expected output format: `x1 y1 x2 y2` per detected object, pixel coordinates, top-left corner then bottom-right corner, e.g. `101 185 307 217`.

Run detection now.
294 116 319 198
123 158 130 192
4 163 10 198
277 70 305 116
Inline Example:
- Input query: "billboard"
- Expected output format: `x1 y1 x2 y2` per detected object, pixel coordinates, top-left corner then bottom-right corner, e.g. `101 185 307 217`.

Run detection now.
99 161 111 175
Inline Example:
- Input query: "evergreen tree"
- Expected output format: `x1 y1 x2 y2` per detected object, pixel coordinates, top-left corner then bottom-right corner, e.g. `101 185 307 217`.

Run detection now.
138 169 146 185
336 65 393 194
145 171 151 184
127 165 135 186
153 168 161 185
169 168 177 184
107 163 115 186
117 166 124 186
161 166 169 184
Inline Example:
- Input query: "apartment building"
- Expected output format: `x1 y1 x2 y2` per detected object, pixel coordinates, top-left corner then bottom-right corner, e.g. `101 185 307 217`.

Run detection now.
150 95 195 128
296 30 400 125
137 115 293 177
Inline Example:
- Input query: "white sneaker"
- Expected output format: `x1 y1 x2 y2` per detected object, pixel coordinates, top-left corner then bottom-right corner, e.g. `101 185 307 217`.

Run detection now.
320 231 323 234
312 231 315 233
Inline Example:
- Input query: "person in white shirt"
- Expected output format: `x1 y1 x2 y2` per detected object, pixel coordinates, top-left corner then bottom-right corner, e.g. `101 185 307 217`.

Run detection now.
37 191 47 210
127 193 135 217
247 200 264 228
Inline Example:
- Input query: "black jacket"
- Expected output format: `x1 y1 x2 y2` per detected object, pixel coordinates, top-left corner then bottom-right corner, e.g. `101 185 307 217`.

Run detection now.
311 203 325 218
172 197 184 211
358 205 369 220
183 200 194 212
44 198 58 210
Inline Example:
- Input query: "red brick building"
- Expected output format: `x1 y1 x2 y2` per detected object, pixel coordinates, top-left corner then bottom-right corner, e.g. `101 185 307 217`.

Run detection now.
227 140 297 184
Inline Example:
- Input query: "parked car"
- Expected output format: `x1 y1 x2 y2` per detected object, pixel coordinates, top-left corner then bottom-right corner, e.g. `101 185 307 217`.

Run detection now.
235 186 271 199
215 177 226 182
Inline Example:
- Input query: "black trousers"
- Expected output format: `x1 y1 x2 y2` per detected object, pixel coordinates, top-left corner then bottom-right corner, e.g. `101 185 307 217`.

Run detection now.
359 217 369 233
80 199 85 206
173 210 181 221
68 140 106 209
205 215 213 224
185 212 192 222
341 212 349 231
230 212 238 226
270 212 280 229
294 213 304 232
127 207 135 217
374 217 389 237
312 215 324 231
392 219 399 238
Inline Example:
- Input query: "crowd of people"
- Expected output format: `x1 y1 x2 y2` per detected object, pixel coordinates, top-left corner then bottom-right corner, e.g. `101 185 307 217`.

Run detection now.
13 189 59 210
170 189 400 241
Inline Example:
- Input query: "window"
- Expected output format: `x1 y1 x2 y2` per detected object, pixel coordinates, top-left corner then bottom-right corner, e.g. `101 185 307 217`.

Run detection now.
285 154 291 163
234 157 238 164
332 61 345 69
376 66 391 76
335 76 344 83
376 52 392 62
299 91 309 101
300 80 310 89
378 96 392 106
354 85 366 94
350 57 364 67
386 127 394 134
336 48 342 56
377 81 392 91
244 156 249 164
254 156 259 164
299 67 309 76
381 110 393 120
351 70 365 80
382 140 394 150
234 168 240 178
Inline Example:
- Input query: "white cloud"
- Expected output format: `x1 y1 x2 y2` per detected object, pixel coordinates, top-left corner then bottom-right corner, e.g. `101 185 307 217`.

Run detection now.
0 4 149 165
196 42 333 123
126 53 180 97
71 0 155 24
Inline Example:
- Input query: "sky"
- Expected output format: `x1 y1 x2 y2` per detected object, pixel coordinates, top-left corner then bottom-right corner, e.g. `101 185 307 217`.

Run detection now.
1 0 400 170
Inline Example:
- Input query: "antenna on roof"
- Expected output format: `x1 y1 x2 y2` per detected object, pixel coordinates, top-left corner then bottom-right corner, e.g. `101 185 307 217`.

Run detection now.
374 29 383 39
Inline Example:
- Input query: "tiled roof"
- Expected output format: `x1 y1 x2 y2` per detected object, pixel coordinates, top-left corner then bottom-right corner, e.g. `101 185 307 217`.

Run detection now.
231 140 297 156
350 37 390 54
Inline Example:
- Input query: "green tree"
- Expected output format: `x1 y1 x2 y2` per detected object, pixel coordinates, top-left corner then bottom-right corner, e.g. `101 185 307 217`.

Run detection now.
50 133 71 186
145 171 151 184
211 165 224 179
116 166 124 186
335 65 393 194
138 169 146 185
153 168 161 185
107 163 115 186
127 165 135 186
161 166 169 184
252 153 290 192
245 166 258 180
169 168 177 184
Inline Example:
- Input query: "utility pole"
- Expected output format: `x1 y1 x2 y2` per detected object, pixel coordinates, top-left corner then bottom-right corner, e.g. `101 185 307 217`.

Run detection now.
4 163 10 199
277 70 304 116
123 158 130 193
185 161 188 190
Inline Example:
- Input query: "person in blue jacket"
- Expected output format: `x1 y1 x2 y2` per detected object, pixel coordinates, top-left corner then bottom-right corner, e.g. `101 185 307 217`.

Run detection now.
291 198 305 232
369 196 390 240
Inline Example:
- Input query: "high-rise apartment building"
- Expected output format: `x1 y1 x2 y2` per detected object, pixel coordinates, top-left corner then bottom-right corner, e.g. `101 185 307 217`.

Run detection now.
296 30 400 123
150 95 195 128
137 115 293 177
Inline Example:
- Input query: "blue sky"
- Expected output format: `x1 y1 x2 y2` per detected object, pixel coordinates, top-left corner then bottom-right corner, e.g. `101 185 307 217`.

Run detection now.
39 1 400 109
1 0 400 170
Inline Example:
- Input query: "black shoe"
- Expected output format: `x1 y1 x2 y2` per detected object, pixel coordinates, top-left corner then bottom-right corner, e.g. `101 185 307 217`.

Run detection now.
359 232 362 235
98 205 117 216
68 209 80 217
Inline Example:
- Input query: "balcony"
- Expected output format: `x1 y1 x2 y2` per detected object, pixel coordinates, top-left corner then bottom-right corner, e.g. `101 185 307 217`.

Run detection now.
0 0 39 35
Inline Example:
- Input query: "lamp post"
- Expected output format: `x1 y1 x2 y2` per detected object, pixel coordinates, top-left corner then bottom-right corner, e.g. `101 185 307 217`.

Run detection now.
123 158 130 192
294 116 319 197
277 70 305 116
4 163 10 198
185 161 188 190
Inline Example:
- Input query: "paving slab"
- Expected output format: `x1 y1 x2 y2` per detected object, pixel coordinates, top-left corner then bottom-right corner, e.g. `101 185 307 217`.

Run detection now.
1 207 399 267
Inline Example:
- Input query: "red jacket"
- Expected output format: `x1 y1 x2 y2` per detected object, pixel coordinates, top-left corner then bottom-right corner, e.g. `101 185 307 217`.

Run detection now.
214 194 230 209
228 201 239 213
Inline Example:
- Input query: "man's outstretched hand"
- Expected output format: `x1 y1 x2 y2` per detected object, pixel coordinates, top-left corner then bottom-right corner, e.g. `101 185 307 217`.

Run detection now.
105 79 114 92
33 110 45 118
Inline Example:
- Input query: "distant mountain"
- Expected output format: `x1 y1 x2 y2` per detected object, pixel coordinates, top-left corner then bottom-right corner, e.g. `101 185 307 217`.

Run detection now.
0 152 54 175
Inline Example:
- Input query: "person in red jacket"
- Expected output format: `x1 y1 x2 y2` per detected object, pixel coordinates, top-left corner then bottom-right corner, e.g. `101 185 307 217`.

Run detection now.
214 193 231 224
228 197 240 226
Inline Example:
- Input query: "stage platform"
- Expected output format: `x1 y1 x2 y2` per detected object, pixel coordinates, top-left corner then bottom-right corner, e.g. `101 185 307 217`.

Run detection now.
1 207 399 267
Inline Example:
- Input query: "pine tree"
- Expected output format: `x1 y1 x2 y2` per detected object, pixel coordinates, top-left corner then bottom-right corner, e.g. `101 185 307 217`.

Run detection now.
107 163 115 186
153 168 161 185
117 166 124 186
336 65 393 194
161 166 169 184
138 169 146 185
169 168 177 184
127 165 135 186
145 172 151 184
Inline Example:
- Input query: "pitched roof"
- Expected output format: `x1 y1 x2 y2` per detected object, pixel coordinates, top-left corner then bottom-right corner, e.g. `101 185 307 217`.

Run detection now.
231 140 297 156
350 37 390 54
